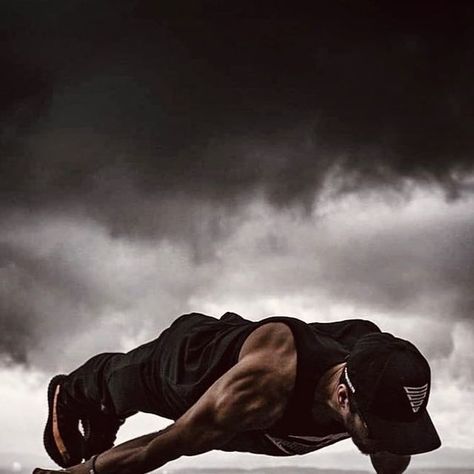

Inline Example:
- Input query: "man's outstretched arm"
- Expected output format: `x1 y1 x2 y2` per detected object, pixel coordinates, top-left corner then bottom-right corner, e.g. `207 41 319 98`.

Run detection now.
370 452 411 474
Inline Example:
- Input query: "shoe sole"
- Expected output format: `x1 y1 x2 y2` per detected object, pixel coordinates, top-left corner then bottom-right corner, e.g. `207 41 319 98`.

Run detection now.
43 374 82 468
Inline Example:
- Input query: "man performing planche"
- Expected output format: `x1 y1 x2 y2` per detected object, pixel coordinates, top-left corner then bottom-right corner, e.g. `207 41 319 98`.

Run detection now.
34 312 441 474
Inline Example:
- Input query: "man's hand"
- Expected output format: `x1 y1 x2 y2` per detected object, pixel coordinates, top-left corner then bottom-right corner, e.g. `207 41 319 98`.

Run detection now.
370 451 411 473
33 469 73 474
33 454 97 474
33 468 84 474
33 470 64 473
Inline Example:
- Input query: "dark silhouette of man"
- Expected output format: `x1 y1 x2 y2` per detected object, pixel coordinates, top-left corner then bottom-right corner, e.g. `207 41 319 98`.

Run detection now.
35 312 441 474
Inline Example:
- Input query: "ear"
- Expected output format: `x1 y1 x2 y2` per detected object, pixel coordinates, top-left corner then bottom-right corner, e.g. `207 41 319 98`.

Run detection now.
336 383 351 415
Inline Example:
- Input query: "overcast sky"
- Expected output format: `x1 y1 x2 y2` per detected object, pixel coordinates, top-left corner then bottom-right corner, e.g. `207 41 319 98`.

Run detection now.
1 2 473 471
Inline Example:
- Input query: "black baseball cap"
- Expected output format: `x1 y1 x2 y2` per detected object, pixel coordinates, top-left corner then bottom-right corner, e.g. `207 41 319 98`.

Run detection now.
342 332 441 455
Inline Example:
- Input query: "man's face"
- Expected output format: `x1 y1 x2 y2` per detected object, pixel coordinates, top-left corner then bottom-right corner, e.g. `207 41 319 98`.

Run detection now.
344 411 381 455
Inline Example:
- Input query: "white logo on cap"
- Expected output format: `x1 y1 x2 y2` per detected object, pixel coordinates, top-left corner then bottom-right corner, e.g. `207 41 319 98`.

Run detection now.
403 383 428 413
344 367 356 393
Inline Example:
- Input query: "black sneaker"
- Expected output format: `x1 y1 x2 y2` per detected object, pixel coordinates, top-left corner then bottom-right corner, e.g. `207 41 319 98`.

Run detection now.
82 413 124 459
43 374 84 468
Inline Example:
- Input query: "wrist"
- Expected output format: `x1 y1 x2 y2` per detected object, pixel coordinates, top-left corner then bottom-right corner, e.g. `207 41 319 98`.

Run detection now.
84 454 98 474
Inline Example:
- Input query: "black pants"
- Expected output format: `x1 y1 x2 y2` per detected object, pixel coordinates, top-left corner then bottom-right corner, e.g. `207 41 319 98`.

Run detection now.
59 312 257 421
61 337 162 419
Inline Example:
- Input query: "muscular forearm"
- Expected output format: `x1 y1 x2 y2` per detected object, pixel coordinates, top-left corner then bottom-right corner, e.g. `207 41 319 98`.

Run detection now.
69 419 230 474
33 422 219 474
370 452 411 474
93 424 179 474
45 425 179 474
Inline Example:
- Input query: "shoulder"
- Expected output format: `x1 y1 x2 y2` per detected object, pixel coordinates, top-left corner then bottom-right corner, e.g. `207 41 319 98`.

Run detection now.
238 322 297 363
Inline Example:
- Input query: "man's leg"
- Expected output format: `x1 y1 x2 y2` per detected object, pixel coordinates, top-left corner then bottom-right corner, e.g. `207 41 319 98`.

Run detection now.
44 352 126 468
44 334 163 468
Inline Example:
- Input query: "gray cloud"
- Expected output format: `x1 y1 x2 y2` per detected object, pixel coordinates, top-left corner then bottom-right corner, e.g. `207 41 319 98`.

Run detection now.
190 193 474 368
0 192 473 378
0 238 110 365
0 212 232 368
318 212 474 321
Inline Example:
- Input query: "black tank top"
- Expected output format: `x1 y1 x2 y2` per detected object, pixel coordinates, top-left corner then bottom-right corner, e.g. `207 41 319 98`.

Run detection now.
146 312 380 456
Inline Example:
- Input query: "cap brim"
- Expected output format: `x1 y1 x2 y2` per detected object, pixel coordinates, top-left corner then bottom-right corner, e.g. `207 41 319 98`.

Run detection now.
364 409 441 455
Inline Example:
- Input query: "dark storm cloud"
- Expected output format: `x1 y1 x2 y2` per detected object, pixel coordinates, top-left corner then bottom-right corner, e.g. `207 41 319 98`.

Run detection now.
1 2 474 368
1 1 473 227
